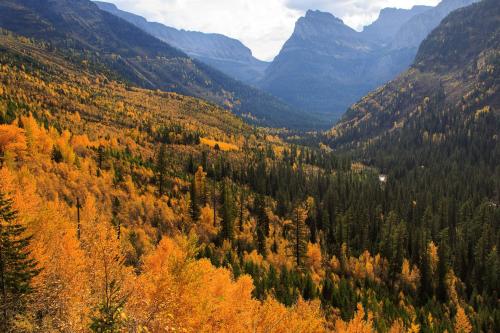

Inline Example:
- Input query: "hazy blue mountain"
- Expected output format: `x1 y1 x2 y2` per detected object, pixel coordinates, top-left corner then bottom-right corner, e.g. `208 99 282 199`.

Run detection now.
94 1 269 84
362 6 431 44
259 0 479 121
390 0 479 50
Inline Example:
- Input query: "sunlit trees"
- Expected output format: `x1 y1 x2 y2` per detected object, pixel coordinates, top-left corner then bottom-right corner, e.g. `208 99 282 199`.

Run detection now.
83 219 131 332
334 303 374 333
0 125 26 167
454 305 472 333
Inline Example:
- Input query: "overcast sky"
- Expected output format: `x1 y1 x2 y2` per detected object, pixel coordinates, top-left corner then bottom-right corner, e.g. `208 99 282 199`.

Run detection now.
107 0 440 61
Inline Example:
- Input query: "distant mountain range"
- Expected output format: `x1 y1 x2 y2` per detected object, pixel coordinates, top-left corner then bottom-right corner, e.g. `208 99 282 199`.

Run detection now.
0 0 315 129
94 1 269 85
258 0 479 122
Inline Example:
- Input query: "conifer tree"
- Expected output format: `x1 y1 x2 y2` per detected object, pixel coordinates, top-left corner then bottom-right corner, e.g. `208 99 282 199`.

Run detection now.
156 143 168 196
51 145 63 163
254 194 269 256
219 180 235 242
89 280 127 333
97 145 105 171
0 192 39 332
289 203 309 268
190 177 200 221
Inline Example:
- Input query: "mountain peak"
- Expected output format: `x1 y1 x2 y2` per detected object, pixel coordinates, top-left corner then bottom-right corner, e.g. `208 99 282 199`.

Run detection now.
294 9 355 38
93 1 117 10
304 9 344 24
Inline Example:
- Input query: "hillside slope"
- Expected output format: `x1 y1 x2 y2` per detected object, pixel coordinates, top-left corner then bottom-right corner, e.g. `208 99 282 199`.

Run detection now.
329 0 499 150
0 0 313 129
94 1 269 84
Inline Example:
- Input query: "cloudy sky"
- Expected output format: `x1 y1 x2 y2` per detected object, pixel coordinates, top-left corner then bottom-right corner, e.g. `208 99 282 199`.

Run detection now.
107 0 440 61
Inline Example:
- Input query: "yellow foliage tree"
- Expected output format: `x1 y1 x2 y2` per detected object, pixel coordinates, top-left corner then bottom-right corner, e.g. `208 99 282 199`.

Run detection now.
454 306 472 333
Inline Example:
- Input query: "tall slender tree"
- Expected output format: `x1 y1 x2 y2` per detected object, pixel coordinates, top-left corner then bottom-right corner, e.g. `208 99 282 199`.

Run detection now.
0 192 39 332
219 180 235 242
156 144 168 196
288 202 309 269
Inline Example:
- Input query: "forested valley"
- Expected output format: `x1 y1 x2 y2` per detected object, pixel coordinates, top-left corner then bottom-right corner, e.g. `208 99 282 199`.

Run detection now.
0 0 499 332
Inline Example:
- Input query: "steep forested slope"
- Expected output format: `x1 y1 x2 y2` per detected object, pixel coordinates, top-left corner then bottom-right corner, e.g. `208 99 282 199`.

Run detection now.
330 0 499 150
0 0 313 129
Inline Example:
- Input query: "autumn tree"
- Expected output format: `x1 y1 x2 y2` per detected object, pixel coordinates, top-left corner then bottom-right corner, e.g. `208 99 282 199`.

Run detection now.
83 213 131 333
454 305 472 333
194 166 207 206
0 192 39 332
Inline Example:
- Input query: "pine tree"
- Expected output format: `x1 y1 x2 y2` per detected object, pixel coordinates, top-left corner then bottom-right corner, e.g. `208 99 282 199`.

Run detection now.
89 280 127 333
190 177 200 221
238 187 246 232
97 145 104 177
288 203 309 268
0 192 39 332
97 145 105 171
219 180 235 242
156 143 168 196
51 145 63 163
254 194 269 256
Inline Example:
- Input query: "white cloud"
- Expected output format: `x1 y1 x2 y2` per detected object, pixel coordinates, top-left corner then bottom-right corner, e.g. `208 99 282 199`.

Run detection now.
106 0 440 61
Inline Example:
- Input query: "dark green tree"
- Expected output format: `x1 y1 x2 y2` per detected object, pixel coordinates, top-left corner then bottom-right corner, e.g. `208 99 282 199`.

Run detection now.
51 145 63 163
254 194 269 256
0 192 39 332
89 280 127 333
156 144 168 196
190 177 200 221
288 203 309 269
219 180 235 242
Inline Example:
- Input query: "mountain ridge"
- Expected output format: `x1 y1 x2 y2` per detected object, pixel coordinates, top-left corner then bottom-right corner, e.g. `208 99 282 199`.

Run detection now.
94 1 269 84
